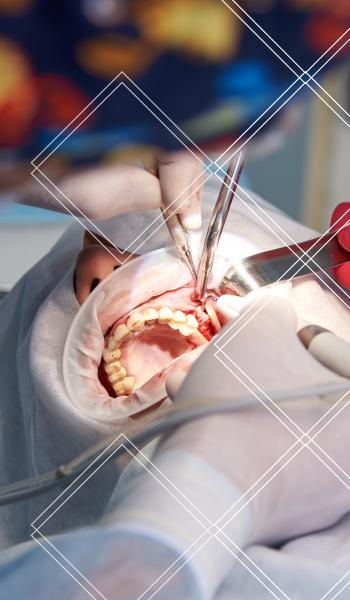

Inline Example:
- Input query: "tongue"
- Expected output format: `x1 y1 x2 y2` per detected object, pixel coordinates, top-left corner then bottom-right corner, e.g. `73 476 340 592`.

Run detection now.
117 322 197 389
100 288 215 406
112 345 208 413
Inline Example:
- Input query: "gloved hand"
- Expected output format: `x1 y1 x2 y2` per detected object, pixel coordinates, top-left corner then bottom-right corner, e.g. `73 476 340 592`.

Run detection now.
143 148 204 230
330 202 350 290
161 294 349 545
19 148 204 229
108 295 349 599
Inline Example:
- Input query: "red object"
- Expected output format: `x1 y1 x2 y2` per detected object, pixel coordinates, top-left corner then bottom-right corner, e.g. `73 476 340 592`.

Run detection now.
36 74 93 129
330 202 350 290
305 15 350 56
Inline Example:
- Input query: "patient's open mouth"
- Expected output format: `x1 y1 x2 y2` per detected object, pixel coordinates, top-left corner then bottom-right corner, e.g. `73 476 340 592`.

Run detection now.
65 246 232 420
98 286 221 404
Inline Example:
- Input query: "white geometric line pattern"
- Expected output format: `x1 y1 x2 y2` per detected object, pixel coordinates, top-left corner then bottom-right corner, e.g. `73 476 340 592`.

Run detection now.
222 0 350 120
29 6 350 599
217 0 350 166
212 171 350 307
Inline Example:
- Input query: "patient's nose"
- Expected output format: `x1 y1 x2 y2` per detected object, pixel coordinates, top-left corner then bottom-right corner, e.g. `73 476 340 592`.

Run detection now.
74 244 137 305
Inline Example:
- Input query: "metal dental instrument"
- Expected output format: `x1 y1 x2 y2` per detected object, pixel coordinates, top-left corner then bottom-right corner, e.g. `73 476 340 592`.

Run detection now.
220 230 350 297
195 151 246 302
161 207 197 283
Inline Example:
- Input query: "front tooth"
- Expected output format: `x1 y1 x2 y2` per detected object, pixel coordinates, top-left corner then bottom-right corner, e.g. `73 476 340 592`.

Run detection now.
114 324 133 343
179 324 195 337
168 310 187 330
158 307 174 323
127 313 145 332
107 336 119 351
103 348 121 363
104 360 121 374
143 308 159 324
114 376 134 396
174 310 187 324
186 314 198 329
109 367 126 383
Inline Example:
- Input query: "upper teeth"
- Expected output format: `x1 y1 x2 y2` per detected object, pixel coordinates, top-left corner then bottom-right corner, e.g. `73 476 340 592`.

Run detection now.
186 314 199 329
158 307 174 323
168 310 187 330
104 360 122 375
114 324 133 343
103 307 200 397
127 313 145 331
143 308 159 323
107 336 120 351
103 348 121 363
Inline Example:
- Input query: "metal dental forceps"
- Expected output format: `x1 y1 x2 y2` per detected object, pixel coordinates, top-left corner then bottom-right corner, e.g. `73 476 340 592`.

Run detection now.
195 151 246 302
162 208 197 283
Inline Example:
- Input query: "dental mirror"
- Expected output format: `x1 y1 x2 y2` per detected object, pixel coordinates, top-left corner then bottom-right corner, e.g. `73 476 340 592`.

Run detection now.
219 230 350 297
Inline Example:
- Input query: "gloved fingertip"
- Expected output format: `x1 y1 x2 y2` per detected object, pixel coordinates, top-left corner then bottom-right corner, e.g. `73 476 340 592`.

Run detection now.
337 227 350 253
330 203 350 252
166 371 187 400
330 202 350 229
216 295 243 321
179 212 202 231
333 263 350 290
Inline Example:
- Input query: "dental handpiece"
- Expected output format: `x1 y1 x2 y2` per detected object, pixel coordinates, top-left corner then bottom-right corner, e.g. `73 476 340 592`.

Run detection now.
161 208 197 283
297 321 350 379
195 151 246 302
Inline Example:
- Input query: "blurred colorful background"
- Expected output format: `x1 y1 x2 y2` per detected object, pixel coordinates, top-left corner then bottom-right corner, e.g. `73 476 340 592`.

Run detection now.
1 0 350 290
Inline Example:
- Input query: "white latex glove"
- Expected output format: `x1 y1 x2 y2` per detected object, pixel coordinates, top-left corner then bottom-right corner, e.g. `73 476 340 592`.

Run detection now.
108 296 350 600
160 295 350 547
21 149 204 229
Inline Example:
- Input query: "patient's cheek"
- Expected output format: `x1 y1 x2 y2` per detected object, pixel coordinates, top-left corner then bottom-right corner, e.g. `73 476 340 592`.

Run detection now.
74 246 137 305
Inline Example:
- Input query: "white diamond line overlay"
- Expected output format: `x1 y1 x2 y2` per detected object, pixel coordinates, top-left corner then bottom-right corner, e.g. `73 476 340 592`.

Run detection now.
211 175 350 324
32 16 350 267
216 535 290 600
214 351 350 522
216 346 350 473
218 0 350 147
31 77 214 265
31 434 216 600
32 376 350 600
27 12 350 596
322 575 350 600
32 76 212 170
31 529 107 600
31 534 102 600
30 427 297 600
224 0 350 119
215 30 350 165
32 163 213 265
31 20 350 269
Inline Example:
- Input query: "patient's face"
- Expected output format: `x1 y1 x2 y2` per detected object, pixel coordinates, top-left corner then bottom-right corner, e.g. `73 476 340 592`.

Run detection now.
71 211 350 420
74 231 224 409
74 232 137 305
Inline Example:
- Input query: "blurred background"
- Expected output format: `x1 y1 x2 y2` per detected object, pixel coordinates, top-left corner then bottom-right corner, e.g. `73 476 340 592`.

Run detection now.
1 0 350 294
